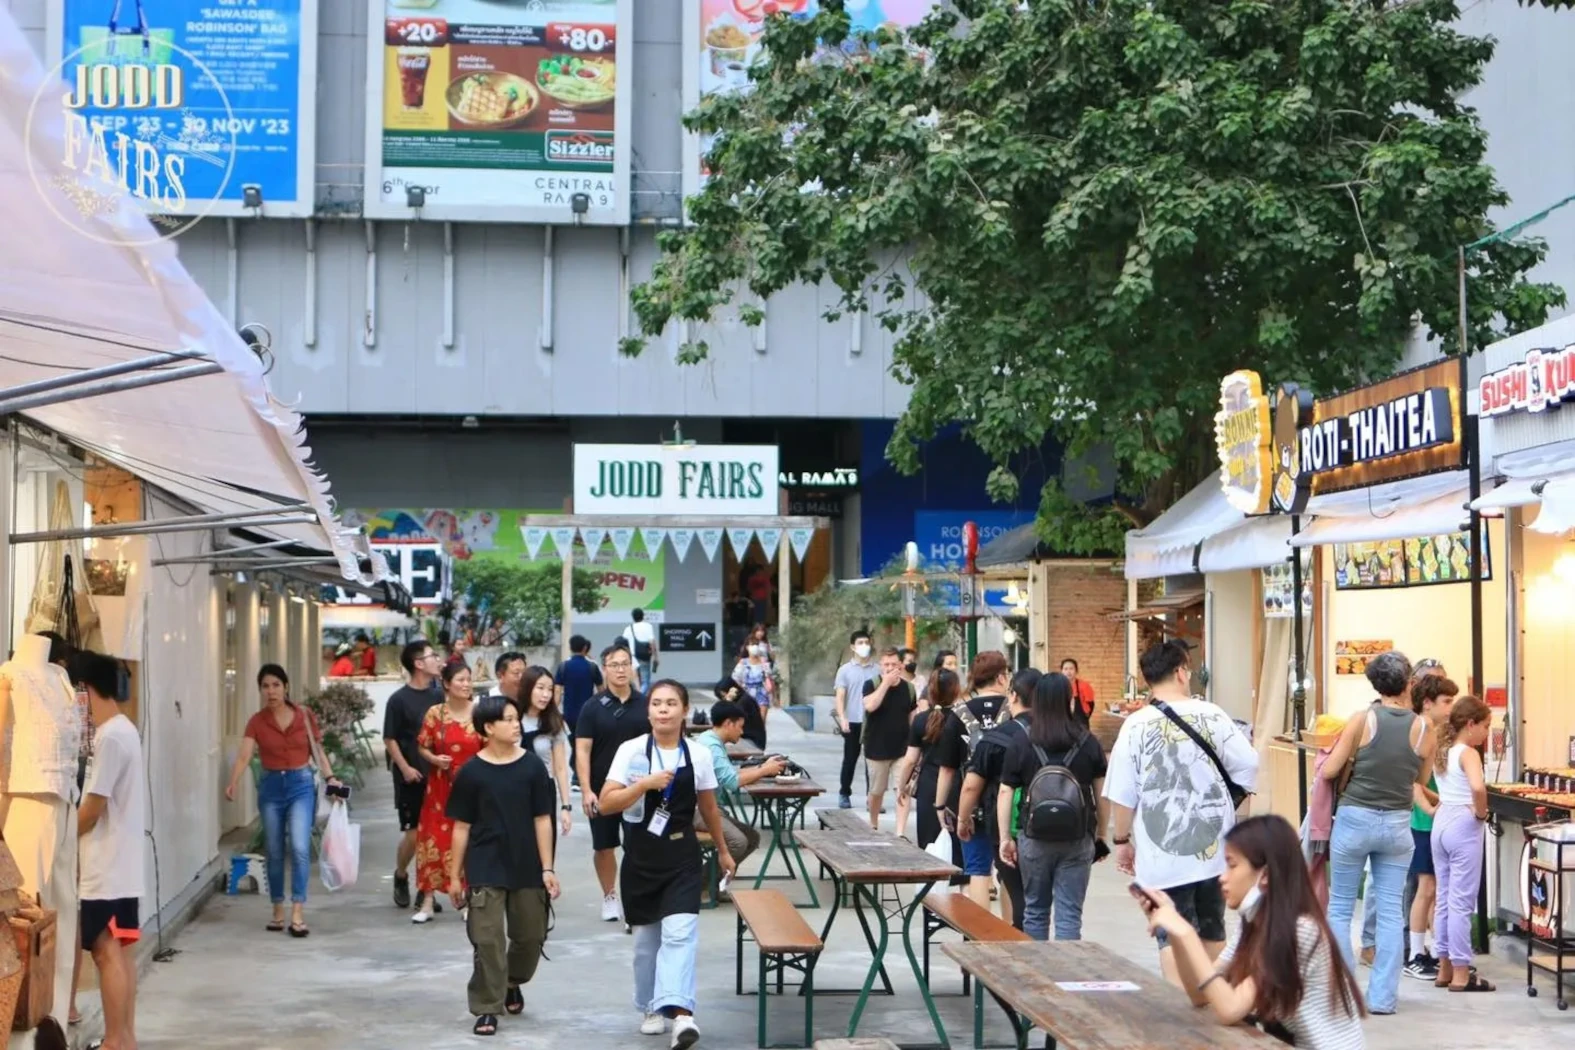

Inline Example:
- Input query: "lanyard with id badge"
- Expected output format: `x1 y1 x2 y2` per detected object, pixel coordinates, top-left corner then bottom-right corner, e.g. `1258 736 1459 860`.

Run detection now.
646 737 687 837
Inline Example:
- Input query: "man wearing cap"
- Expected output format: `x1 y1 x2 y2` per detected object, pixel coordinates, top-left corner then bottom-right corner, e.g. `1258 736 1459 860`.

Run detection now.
328 643 355 678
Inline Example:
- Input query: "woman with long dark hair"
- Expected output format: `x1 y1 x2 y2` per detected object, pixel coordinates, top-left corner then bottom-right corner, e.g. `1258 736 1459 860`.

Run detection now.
998 673 1107 940
224 664 339 936
413 660 482 924
1139 815 1366 1048
519 666 574 839
896 668 964 872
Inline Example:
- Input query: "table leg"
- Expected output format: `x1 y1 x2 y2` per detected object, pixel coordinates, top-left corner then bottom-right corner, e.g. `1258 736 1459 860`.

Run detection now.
899 879 949 1048
780 798 820 909
803 874 892 997
846 883 892 1037
750 800 784 891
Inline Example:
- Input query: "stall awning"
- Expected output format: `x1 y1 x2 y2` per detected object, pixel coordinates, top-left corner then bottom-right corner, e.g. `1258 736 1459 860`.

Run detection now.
1291 491 1470 547
1125 479 1295 579
1470 477 1543 513
1198 516 1292 574
0 11 377 584
1528 474 1575 536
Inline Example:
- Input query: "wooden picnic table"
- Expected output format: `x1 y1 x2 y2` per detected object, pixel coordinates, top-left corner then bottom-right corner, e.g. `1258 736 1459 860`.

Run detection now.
796 828 959 1048
727 742 765 763
942 941 1267 1050
747 777 827 908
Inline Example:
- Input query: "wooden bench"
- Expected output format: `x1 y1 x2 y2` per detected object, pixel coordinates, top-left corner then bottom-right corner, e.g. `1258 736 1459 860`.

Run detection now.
812 1040 900 1050
733 889 823 1048
922 892 1031 1049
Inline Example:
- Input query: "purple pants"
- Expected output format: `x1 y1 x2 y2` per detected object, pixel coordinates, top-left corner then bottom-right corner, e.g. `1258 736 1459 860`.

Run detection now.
1431 804 1484 967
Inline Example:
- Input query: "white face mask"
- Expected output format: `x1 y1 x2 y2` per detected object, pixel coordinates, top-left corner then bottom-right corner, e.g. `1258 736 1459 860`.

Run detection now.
854 643 872 659
1237 879 1265 920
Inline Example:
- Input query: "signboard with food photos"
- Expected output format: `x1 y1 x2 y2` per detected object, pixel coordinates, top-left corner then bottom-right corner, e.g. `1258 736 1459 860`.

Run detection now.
1332 530 1491 591
365 0 632 224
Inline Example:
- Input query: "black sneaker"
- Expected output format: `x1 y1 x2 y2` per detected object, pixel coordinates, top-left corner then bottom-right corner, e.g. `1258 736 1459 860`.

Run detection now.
1404 952 1439 981
393 871 411 909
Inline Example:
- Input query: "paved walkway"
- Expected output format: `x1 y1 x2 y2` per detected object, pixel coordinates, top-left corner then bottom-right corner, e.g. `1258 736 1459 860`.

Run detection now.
119 714 1567 1049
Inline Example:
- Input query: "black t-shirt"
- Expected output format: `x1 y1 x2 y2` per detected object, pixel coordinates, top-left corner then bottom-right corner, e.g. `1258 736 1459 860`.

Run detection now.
861 678 916 761
908 710 962 812
935 694 1008 772
1000 731 1108 834
382 682 443 776
575 689 650 792
966 713 1029 834
446 750 556 890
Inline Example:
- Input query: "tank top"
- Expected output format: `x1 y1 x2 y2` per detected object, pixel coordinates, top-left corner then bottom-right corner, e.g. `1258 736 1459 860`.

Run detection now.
1340 703 1421 811
1436 743 1476 808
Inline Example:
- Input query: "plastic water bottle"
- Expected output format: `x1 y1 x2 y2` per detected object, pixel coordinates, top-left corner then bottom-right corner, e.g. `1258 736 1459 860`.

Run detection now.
623 754 650 824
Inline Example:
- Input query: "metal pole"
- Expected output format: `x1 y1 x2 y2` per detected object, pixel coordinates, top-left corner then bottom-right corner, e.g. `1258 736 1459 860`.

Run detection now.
10 508 314 544
0 348 208 403
200 557 339 571
1460 244 1491 954
1291 515 1308 821
0 362 223 417
148 538 298 565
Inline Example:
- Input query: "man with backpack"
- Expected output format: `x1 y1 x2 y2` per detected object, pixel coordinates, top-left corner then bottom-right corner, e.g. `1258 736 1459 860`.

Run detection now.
933 651 1013 910
957 668 1040 928
620 609 658 691
1103 639 1258 984
999 671 1109 941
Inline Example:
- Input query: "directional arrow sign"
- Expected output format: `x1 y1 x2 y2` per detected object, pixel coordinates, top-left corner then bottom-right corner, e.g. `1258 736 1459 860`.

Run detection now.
659 623 718 653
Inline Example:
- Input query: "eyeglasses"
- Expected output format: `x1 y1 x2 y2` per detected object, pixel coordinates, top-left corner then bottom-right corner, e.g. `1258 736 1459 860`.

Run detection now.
605 660 633 670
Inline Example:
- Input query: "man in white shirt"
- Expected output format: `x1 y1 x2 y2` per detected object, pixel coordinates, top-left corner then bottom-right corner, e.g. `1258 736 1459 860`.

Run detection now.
1104 639 1258 985
621 608 659 692
831 629 881 810
75 650 146 1050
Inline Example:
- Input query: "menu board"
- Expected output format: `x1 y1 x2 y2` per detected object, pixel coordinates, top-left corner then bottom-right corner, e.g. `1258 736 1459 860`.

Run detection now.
365 0 632 224
1333 531 1491 590
684 0 940 197
45 0 318 223
1261 552 1313 619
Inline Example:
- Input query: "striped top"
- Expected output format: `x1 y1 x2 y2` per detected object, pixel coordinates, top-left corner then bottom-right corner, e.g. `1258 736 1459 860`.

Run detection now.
1217 916 1366 1050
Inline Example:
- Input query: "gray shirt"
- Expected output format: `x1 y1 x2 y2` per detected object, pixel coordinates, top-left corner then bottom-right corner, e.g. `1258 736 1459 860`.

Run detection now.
834 659 882 724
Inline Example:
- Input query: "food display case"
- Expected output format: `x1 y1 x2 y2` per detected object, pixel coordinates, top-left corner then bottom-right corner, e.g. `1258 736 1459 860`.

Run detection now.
1490 769 1575 824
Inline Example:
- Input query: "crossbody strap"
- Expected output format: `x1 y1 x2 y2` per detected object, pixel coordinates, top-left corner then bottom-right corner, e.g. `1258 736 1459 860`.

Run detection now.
1151 700 1246 798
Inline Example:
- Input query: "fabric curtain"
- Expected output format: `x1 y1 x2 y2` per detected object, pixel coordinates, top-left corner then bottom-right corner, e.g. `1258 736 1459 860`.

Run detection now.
1251 617 1291 816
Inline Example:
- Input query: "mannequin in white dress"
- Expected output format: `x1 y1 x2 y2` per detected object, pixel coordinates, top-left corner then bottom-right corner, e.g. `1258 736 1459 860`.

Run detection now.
0 633 82 1033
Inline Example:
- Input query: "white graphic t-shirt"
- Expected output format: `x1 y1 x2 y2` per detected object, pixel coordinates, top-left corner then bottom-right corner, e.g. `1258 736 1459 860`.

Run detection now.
1102 698 1259 890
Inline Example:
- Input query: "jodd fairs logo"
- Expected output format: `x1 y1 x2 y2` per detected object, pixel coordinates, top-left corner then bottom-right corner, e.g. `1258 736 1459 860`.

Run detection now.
26 41 238 246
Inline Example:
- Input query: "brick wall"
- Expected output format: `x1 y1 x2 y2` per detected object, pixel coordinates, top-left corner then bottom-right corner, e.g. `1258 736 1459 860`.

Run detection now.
1041 563 1131 705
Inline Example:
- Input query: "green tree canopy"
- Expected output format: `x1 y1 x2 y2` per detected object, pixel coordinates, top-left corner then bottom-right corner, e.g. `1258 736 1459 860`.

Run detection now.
451 559 603 648
625 0 1563 553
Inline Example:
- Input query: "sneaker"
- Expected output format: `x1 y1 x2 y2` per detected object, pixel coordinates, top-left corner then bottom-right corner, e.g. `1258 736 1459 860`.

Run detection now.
838 795 852 810
1404 952 1440 981
640 1013 667 1036
392 871 411 909
671 1015 700 1048
602 894 622 922
411 910 432 925
412 891 444 915
1359 946 1375 967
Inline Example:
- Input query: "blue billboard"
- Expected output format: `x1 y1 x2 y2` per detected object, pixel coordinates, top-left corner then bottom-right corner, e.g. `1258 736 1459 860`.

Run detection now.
913 510 1033 568
51 0 316 215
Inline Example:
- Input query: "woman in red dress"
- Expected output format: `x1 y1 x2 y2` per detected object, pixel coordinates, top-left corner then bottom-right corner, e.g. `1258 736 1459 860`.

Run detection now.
412 660 481 924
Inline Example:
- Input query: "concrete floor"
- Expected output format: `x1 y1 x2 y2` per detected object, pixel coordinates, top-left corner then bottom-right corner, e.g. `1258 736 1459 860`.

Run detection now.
120 714 1571 1049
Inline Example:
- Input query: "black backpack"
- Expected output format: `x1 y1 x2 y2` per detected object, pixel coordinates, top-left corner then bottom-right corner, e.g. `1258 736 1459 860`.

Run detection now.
1021 737 1092 842
628 627 652 662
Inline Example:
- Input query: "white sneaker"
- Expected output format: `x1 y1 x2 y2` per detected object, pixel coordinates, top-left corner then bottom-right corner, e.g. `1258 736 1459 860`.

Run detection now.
601 894 621 922
411 910 432 925
671 1015 699 1048
640 1013 667 1036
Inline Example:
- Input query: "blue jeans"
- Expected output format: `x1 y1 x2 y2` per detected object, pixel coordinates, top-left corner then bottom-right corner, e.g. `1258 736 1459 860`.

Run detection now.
1017 835 1095 941
1329 805 1413 1012
633 913 698 1016
961 832 997 877
258 768 316 904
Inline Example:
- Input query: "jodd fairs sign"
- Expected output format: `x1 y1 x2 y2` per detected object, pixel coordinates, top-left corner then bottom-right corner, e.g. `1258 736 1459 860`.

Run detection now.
574 444 780 517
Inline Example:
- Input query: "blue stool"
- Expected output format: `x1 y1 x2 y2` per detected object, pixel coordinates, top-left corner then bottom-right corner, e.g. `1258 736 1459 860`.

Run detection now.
226 853 269 896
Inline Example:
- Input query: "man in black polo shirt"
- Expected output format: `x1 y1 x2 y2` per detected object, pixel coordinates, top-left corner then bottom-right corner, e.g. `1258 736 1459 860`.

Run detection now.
383 639 444 910
572 644 648 922
957 668 1038 928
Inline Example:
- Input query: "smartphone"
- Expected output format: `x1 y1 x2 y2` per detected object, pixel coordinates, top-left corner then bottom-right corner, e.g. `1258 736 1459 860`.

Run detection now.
1128 880 1162 911
326 783 352 801
718 872 732 895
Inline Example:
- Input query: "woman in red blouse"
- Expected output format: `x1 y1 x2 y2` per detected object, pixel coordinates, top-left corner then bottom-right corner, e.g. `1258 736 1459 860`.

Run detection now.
224 664 339 936
412 660 481 923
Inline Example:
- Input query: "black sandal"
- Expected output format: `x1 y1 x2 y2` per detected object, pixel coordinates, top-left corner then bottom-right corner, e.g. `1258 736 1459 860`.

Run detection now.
266 918 286 932
505 986 524 1015
1451 972 1496 992
288 923 310 938
473 1014 498 1036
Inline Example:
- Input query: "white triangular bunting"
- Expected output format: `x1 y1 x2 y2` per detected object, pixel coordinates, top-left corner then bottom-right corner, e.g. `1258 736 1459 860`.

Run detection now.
788 527 814 562
669 528 695 561
522 526 547 561
580 527 607 560
727 527 756 558
639 527 667 560
549 527 577 559
697 527 723 562
756 527 783 563
609 527 635 561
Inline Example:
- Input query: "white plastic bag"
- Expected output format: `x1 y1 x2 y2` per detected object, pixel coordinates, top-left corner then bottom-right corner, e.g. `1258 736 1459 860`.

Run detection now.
925 828 955 865
320 800 361 892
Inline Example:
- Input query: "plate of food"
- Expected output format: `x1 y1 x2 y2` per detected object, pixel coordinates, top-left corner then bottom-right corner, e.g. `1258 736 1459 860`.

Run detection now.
536 55 617 110
446 71 538 129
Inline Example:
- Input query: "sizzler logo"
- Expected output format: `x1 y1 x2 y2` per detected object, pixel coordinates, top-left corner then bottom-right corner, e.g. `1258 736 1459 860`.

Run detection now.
546 132 614 163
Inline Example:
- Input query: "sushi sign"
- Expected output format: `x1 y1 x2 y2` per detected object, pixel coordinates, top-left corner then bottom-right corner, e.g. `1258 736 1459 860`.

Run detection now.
1479 344 1575 418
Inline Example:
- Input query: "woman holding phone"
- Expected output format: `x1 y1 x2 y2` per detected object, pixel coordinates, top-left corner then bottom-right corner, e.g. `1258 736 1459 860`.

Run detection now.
1136 815 1366 1048
896 668 964 877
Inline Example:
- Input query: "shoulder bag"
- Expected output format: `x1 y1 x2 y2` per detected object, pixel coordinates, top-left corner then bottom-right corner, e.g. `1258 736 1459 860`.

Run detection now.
1151 700 1250 810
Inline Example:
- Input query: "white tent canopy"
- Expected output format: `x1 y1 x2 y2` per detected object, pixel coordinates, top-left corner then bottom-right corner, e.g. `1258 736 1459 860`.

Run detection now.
1125 480 1291 580
0 11 374 583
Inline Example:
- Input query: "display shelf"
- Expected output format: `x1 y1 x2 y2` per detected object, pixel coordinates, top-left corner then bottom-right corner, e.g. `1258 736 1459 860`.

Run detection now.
1489 787 1574 825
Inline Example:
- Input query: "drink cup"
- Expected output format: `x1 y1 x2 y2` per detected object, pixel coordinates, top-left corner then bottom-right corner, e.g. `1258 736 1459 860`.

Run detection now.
397 48 431 109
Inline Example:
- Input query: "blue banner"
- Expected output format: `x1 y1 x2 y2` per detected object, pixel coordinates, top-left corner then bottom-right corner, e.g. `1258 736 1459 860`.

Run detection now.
913 510 1032 568
57 0 305 206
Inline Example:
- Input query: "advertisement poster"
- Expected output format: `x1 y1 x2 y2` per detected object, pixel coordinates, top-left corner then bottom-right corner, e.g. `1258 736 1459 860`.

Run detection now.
46 0 318 219
342 509 664 623
1335 640 1394 677
365 0 632 224
1333 532 1490 590
684 0 939 197
1261 553 1312 619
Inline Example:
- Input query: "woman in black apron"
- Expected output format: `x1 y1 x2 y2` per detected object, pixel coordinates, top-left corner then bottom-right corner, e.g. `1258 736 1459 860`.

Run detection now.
598 680 735 1049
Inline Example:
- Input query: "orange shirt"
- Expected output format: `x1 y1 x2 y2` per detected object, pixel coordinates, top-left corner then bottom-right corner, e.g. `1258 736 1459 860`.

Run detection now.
1072 678 1096 716
245 705 318 770
329 656 354 677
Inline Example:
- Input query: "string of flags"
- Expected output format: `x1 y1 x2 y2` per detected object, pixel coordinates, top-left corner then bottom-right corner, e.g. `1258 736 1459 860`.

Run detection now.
519 524 817 564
